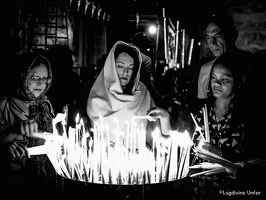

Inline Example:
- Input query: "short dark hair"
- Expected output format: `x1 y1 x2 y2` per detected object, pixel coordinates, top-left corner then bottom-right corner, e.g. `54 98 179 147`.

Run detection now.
205 12 238 41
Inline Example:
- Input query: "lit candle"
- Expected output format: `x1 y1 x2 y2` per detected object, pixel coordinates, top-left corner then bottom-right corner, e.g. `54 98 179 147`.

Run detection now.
168 131 178 181
163 8 168 63
187 38 194 65
181 29 185 68
75 113 80 129
174 20 180 64
126 120 130 151
48 113 198 185
203 104 210 142
80 118 85 135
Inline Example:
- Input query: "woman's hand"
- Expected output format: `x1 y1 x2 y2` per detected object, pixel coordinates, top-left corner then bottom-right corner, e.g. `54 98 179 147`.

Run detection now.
146 107 172 136
146 107 170 121
9 140 30 159
20 119 38 138
225 161 252 182
201 142 222 156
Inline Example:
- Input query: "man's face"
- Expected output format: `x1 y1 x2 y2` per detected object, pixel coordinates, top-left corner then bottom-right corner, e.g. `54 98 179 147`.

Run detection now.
205 22 228 57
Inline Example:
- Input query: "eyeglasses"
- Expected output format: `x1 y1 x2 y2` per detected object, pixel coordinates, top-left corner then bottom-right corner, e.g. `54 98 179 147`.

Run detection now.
30 76 49 84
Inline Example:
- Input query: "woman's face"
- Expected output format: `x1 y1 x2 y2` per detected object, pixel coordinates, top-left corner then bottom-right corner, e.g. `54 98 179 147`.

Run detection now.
27 64 50 98
211 64 234 99
116 52 134 88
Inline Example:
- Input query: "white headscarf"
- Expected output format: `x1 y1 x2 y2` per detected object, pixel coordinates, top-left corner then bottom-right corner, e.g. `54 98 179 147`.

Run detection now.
87 41 156 145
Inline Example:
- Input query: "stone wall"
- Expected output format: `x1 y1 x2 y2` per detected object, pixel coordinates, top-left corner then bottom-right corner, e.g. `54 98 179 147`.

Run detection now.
200 0 266 56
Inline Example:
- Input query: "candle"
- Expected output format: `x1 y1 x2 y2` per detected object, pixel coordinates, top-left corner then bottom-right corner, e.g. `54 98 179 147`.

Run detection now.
181 29 185 68
203 104 210 142
125 120 130 150
187 38 194 65
45 113 197 184
168 131 178 181
174 20 180 64
177 131 191 179
163 7 168 63
80 118 85 135
190 113 206 141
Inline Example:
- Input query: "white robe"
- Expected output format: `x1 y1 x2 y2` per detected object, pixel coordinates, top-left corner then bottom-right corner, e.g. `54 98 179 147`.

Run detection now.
87 41 156 145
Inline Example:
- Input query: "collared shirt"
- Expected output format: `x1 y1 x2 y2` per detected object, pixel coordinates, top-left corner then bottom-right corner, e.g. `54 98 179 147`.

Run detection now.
197 59 216 99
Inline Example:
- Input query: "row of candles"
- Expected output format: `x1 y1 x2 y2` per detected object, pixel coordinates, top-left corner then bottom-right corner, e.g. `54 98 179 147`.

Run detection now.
162 8 194 69
45 113 193 185
30 103 240 185
30 104 265 185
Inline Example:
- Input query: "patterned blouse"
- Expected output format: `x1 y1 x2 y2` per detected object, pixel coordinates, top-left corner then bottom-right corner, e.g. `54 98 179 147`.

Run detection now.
193 104 246 162
189 103 247 199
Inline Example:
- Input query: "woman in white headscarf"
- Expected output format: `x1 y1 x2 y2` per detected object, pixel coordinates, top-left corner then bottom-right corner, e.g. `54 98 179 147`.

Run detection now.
87 41 171 147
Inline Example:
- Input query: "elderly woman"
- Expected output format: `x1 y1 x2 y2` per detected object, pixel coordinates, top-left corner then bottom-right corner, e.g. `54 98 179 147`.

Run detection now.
0 51 57 193
87 41 171 147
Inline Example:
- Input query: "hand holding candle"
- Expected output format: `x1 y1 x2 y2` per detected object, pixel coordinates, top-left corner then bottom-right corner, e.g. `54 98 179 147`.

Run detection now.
203 104 210 142
146 107 172 136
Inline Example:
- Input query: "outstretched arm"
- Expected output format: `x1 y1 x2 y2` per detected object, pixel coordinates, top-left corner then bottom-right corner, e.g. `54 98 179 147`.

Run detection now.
146 107 172 136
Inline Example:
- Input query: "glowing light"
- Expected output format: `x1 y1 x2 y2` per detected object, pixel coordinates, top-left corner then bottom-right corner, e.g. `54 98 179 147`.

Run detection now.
148 24 157 35
29 114 193 185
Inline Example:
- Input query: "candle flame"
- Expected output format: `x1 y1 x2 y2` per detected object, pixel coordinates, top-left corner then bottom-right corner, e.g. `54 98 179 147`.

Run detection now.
39 113 194 184
75 113 80 124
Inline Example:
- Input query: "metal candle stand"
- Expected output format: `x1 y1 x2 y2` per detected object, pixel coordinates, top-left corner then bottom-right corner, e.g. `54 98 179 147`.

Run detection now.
56 175 193 199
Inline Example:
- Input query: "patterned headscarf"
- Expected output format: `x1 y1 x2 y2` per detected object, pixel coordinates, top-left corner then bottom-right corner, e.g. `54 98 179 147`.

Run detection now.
14 51 54 133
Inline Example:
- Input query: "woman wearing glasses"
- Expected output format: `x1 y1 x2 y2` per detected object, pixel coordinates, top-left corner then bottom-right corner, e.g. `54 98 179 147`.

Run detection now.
0 51 57 193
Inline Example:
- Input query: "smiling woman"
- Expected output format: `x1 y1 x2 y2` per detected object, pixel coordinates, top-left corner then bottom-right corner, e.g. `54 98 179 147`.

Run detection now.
27 65 51 98
29 75 50 85
0 51 58 193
